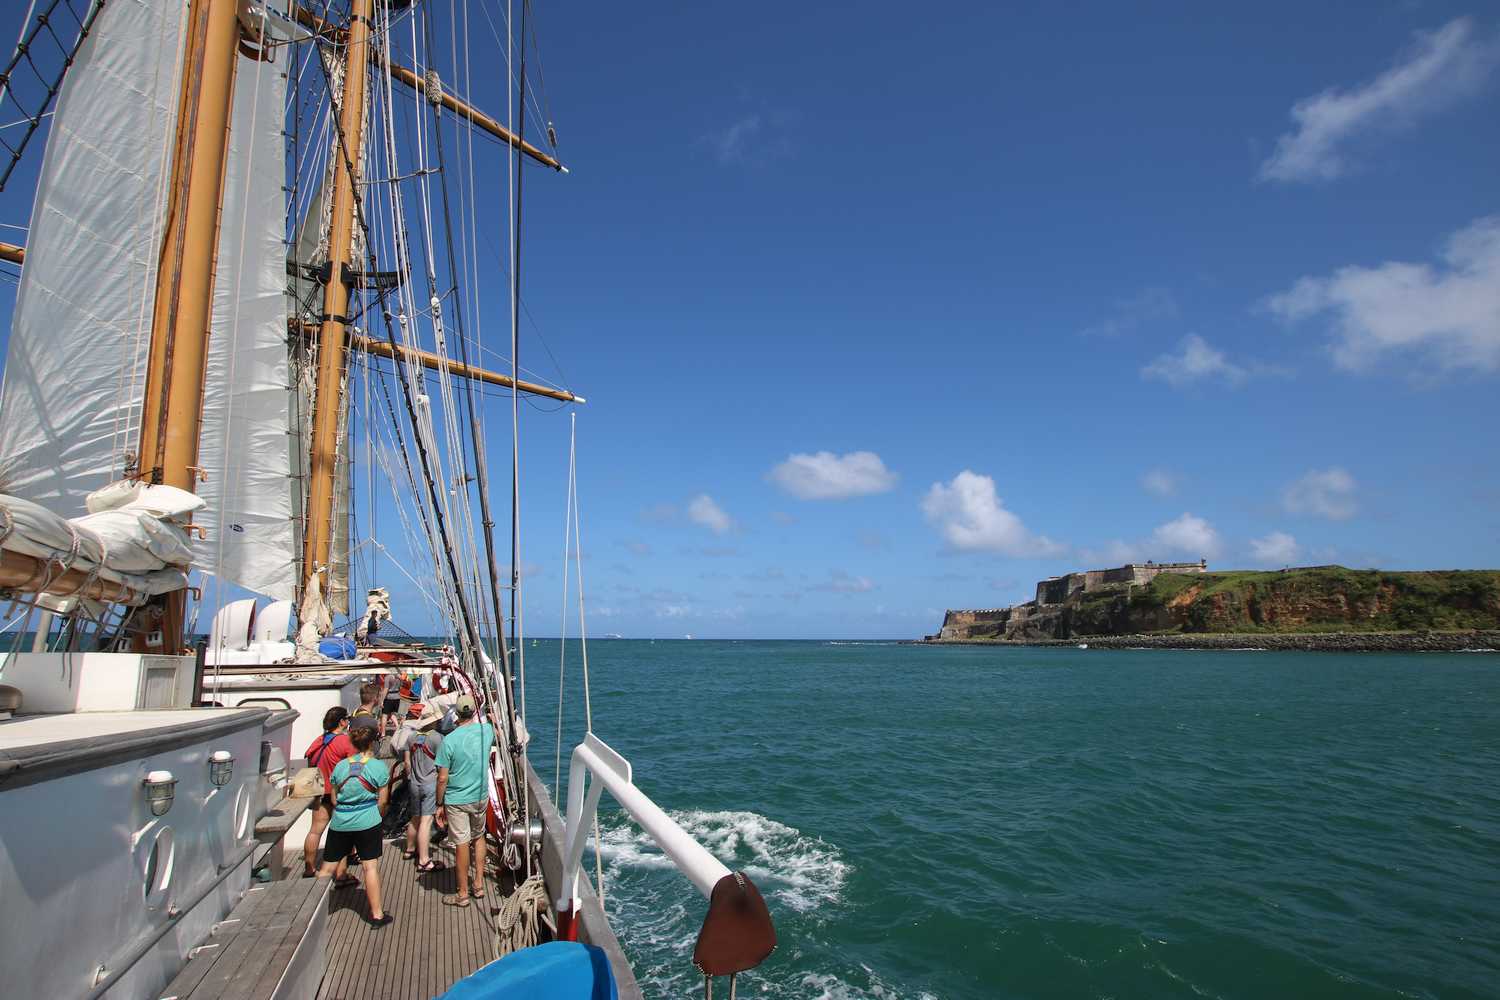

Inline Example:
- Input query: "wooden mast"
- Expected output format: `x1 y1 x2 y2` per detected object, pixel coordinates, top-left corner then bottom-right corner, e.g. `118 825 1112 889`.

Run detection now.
299 0 373 628
131 0 243 650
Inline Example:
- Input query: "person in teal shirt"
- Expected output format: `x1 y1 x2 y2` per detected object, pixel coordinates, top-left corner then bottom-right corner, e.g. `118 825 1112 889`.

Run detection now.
435 693 495 906
317 725 394 927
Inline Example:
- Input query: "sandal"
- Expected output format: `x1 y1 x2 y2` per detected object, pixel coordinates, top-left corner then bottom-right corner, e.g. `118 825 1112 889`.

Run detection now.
333 876 361 889
415 860 444 872
402 850 417 860
442 895 471 908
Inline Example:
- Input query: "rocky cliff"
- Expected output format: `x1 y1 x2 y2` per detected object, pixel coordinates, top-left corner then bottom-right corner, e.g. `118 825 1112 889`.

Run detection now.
932 567 1500 641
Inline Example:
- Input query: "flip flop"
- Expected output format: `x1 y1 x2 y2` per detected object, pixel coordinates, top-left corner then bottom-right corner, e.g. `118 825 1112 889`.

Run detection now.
442 895 471 908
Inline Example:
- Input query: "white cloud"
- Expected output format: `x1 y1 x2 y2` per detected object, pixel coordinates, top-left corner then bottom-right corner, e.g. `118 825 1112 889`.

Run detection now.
1082 513 1221 565
699 110 796 167
709 114 762 164
1081 286 1179 337
815 570 876 593
768 450 898 500
1250 531 1301 566
1259 18 1499 183
1150 513 1222 560
657 604 692 619
1141 468 1178 498
686 494 734 535
920 471 1063 556
1282 468 1358 520
1267 215 1500 374
1141 334 1248 386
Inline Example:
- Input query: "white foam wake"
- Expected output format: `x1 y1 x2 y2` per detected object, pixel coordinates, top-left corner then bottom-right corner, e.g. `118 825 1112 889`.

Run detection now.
802 969 941 1000
595 809 850 912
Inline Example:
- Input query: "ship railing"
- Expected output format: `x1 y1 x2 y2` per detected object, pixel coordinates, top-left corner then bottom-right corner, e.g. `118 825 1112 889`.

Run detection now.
559 732 776 989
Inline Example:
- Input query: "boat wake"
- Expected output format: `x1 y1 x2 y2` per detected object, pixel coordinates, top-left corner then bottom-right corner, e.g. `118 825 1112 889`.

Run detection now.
588 809 916 997
596 808 850 912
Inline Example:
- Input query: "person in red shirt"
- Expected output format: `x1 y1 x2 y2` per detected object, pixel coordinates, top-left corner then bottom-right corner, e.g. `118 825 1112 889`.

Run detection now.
303 706 357 880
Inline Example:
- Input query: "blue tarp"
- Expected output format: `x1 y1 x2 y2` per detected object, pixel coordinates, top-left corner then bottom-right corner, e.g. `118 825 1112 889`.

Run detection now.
318 636 357 660
437 942 618 1000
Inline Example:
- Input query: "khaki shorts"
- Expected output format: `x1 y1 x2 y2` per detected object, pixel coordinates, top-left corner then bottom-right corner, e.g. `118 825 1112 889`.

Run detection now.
446 800 486 843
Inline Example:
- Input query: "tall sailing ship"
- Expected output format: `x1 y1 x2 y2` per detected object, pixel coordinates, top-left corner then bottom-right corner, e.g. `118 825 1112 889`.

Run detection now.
0 2 774 997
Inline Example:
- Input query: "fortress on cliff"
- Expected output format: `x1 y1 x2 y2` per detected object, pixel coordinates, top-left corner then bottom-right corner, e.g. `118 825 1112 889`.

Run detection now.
933 560 1206 640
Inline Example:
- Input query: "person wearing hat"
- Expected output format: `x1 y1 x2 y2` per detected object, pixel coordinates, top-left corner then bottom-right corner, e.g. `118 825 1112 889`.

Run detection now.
394 716 445 872
434 693 495 907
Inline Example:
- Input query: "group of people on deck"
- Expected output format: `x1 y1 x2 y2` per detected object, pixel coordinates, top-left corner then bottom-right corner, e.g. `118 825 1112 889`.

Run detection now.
300 675 498 927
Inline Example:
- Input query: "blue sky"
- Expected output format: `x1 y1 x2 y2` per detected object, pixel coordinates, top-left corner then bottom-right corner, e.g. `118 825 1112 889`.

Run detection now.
2 2 1498 638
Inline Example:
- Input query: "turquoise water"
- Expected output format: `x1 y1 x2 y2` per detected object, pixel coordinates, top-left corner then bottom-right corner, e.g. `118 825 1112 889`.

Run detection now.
519 640 1500 999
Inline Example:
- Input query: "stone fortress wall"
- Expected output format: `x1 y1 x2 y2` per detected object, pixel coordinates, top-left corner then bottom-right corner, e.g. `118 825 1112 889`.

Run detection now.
1033 560 1206 605
935 560 1208 640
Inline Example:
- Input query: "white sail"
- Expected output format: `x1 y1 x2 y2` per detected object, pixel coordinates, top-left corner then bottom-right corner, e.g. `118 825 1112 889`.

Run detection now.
194 8 297 601
0 0 187 510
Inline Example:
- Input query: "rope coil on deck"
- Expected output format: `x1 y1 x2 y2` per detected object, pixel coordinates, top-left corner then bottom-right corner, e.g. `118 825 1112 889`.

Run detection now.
494 873 547 957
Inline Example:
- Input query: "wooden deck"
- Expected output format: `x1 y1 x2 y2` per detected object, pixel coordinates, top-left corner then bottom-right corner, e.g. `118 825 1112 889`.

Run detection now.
315 837 505 1000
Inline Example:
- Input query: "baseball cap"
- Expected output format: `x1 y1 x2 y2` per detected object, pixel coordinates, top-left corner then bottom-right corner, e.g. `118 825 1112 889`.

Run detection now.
455 694 476 716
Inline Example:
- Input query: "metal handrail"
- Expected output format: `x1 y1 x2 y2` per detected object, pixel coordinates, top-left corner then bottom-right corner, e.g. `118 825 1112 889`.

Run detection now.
559 733 729 915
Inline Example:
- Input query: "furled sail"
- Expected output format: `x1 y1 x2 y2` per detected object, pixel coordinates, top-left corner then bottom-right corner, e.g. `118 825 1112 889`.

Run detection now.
194 4 298 601
0 0 187 509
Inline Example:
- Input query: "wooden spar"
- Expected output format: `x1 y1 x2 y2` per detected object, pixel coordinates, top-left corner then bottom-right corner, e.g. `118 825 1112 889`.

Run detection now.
288 4 563 171
383 61 565 172
127 0 243 650
290 3 339 39
353 334 585 403
0 551 148 604
0 241 22 264
289 318 585 403
134 0 241 490
300 0 372 617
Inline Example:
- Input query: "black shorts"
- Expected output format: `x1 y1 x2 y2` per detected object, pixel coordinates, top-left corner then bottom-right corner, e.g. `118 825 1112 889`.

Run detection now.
323 823 383 864
382 697 400 714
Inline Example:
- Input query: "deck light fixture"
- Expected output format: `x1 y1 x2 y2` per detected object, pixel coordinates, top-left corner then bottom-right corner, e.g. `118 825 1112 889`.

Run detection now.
209 750 234 787
143 770 177 816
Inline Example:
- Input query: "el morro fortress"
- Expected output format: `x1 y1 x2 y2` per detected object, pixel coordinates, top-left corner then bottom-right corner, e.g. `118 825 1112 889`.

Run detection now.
932 560 1209 641
926 562 1500 646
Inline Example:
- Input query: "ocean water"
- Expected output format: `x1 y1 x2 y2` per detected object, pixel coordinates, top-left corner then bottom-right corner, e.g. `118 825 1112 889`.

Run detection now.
518 640 1500 999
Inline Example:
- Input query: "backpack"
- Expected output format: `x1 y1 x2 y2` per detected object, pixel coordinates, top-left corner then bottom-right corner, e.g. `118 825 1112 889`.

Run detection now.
336 756 380 796
307 732 336 767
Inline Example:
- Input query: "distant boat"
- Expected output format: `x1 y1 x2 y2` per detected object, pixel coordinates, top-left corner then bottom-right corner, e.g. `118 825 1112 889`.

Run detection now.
1077 643 1089 649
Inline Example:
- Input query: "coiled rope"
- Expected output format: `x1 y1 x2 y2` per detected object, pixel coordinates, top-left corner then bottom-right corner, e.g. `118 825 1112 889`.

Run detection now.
494 872 547 957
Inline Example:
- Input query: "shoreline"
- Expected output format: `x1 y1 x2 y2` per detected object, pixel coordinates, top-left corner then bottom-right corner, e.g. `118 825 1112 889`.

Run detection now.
916 630 1500 653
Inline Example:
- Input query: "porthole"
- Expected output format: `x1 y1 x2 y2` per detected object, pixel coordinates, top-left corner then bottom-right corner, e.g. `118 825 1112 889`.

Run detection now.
143 826 174 909
233 784 252 840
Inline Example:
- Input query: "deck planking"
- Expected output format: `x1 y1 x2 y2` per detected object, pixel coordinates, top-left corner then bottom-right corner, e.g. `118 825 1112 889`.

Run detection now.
315 835 502 1000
